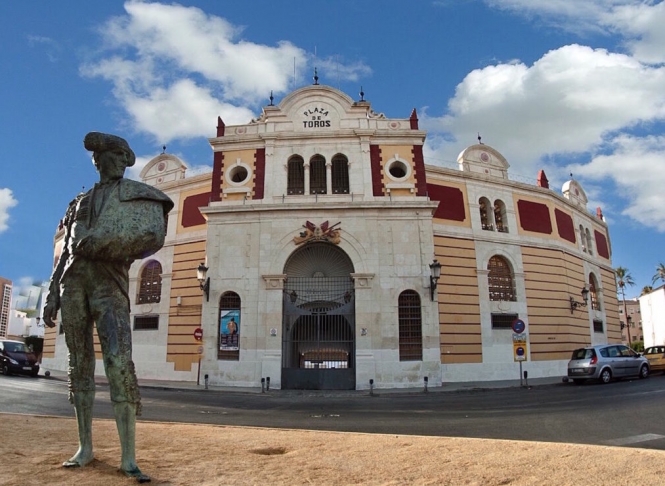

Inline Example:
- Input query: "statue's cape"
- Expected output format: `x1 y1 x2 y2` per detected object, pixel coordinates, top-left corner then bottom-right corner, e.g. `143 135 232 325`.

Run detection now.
118 179 174 214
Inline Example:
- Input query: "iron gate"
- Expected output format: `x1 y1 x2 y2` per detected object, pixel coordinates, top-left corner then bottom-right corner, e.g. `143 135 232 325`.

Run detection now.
282 276 355 390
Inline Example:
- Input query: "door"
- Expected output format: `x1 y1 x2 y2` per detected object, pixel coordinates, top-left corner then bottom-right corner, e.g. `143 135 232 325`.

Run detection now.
281 276 355 390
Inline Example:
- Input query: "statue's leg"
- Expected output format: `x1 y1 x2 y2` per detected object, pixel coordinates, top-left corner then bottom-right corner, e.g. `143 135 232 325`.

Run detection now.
94 288 149 483
60 270 96 468
63 390 95 467
113 401 149 482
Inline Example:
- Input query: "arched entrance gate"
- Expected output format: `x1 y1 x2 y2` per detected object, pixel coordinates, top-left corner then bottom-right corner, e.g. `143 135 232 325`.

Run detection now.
281 242 355 390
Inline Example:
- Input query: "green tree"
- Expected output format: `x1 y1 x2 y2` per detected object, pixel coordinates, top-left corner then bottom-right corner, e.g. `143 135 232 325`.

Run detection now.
652 262 665 286
640 285 653 296
615 266 634 345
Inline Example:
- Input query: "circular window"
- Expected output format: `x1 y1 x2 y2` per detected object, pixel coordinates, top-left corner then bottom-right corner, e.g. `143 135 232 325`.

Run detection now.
387 160 408 180
228 166 249 184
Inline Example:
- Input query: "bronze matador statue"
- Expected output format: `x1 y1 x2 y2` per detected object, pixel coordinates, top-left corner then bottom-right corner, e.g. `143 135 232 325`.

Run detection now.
43 132 174 483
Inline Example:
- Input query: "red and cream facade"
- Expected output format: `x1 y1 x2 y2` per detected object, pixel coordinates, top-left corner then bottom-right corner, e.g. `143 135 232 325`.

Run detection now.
42 85 620 389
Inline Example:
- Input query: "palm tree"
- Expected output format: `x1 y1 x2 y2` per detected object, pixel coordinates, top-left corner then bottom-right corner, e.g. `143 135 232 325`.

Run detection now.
651 262 665 286
615 267 634 345
640 285 653 296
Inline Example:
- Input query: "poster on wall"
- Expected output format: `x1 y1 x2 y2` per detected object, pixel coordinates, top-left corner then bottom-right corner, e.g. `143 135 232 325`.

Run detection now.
219 310 240 351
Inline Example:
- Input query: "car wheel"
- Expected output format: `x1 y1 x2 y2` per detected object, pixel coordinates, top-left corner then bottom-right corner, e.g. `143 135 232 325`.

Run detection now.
639 364 649 379
600 368 612 384
2 364 11 376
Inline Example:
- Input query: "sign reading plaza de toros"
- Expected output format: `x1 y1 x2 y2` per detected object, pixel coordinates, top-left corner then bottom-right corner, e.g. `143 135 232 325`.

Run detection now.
303 107 331 128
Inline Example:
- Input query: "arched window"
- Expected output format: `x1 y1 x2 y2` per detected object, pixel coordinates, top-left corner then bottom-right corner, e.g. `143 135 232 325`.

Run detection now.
287 156 305 195
137 260 162 304
219 292 241 360
493 199 508 233
331 154 349 194
488 256 516 301
585 228 594 255
398 290 422 361
589 274 601 311
479 197 492 230
579 225 586 252
310 155 327 194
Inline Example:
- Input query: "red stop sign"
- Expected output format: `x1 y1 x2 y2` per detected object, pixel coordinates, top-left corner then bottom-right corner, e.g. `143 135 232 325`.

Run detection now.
193 328 203 341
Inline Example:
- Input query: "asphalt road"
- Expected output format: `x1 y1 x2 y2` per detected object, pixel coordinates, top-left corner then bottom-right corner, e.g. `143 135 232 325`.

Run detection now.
2 373 665 450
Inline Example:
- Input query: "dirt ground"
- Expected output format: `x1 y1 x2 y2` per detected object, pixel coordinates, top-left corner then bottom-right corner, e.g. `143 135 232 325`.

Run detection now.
2 413 664 486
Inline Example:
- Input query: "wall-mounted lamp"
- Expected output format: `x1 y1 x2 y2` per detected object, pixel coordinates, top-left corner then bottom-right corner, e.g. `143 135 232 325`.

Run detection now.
429 259 442 301
569 286 589 313
197 263 210 302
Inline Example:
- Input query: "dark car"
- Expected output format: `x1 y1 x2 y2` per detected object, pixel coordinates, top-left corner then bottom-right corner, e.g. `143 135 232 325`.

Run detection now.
0 340 40 377
567 344 649 384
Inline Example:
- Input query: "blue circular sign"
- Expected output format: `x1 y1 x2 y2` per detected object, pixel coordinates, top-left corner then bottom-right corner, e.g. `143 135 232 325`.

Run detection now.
512 319 526 334
516 346 525 356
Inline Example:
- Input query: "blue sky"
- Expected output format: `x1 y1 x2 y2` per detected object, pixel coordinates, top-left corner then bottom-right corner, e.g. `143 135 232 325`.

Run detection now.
1 0 664 301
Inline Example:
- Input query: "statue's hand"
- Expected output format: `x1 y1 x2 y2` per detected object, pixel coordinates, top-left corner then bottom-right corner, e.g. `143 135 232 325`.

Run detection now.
43 299 59 328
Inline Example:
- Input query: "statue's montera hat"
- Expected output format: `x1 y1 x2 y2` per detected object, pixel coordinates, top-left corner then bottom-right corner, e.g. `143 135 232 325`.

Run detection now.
84 132 136 167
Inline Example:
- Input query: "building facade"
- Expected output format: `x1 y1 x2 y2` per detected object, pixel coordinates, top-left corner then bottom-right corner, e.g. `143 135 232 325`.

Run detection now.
42 85 620 389
619 298 643 345
0 277 12 339
639 287 665 349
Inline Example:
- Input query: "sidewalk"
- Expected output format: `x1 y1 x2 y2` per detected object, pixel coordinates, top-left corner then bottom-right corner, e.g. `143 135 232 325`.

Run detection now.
41 367 565 396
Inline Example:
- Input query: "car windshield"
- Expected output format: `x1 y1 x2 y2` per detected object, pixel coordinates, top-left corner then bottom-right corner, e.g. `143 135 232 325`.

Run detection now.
4 342 27 353
646 347 664 354
571 348 594 359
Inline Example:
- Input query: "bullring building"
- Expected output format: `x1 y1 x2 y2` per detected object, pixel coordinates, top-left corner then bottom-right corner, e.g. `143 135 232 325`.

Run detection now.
43 84 621 390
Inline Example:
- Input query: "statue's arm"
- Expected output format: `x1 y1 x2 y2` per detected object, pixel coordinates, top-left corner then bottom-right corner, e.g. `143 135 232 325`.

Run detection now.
43 200 76 327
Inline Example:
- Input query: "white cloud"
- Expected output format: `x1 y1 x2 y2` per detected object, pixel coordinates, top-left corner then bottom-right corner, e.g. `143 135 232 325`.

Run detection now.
27 35 61 62
421 44 665 174
315 56 373 83
571 135 665 230
0 188 18 233
122 79 256 141
81 1 371 143
486 0 665 64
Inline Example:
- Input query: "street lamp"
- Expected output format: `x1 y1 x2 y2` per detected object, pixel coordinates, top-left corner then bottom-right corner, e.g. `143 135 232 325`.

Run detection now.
429 259 442 301
196 263 210 302
569 286 589 313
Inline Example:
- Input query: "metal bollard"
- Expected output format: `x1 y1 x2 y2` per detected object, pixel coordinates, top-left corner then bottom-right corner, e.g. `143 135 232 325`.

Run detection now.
204 374 209 390
523 370 528 387
424 376 428 393
369 379 374 396
266 377 270 391
261 377 265 393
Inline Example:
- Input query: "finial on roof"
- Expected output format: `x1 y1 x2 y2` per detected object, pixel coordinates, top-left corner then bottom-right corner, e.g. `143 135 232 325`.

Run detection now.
410 108 419 130
313 67 319 85
162 145 166 154
269 90 274 106
478 133 483 144
570 172 574 179
359 86 364 101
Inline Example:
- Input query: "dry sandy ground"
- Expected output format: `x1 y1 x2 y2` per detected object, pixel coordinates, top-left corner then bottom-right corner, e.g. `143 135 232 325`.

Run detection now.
2 413 664 486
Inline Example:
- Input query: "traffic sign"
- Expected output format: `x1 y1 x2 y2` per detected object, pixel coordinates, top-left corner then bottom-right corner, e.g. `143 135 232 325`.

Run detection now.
511 318 526 334
193 327 203 341
513 342 528 362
